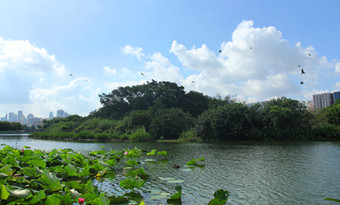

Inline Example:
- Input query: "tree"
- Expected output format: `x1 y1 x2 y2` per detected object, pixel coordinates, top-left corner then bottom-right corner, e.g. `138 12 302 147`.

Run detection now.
324 103 340 126
92 80 187 119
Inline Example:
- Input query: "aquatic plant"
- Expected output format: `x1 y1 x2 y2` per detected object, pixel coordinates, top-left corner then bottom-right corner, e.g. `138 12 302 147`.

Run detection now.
0 145 228 204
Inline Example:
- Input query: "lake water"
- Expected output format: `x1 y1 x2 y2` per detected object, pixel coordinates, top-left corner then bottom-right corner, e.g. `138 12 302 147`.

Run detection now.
1 134 340 204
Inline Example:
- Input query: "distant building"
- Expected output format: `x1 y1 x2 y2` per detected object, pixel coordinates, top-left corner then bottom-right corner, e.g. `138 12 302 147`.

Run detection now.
18 110 26 125
307 100 314 111
9 112 16 122
313 92 334 109
333 91 340 104
56 109 70 118
49 112 54 119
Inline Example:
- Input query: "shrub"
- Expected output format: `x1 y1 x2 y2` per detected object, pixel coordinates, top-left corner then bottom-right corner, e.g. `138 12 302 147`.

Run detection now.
129 127 154 142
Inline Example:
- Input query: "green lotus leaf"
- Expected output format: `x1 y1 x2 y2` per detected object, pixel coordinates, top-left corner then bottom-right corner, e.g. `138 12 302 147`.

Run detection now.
65 164 77 177
0 164 13 177
196 155 205 161
147 149 157 156
2 157 19 167
28 159 46 168
167 185 182 203
29 190 46 204
125 160 138 167
157 151 168 156
186 158 198 166
108 195 128 203
78 165 90 178
23 149 34 157
38 170 62 191
120 177 145 189
85 180 95 193
208 189 229 205
1 184 10 200
46 194 62 205
91 193 110 205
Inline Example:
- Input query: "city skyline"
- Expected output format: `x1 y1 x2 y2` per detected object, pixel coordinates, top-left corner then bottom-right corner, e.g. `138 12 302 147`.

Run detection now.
1 1 340 117
0 109 70 122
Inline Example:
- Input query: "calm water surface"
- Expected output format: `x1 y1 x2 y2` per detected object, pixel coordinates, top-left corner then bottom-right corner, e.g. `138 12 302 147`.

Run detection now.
1 134 339 205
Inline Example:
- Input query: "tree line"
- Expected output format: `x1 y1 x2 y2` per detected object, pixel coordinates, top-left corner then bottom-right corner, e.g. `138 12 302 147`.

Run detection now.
32 80 340 141
0 121 23 131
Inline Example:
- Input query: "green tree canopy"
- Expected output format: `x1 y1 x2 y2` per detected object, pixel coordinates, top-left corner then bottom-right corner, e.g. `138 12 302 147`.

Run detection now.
91 80 210 119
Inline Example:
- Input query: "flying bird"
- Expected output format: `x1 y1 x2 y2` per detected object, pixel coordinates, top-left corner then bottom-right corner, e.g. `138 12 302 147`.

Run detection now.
69 74 73 77
219 50 222 53
140 72 145 76
191 81 194 83
250 46 252 49
298 65 301 67
300 81 304 85
301 69 305 74
308 53 311 56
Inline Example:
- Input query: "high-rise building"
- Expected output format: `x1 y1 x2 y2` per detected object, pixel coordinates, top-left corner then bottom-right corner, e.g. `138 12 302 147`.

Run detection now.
9 112 15 122
18 110 26 124
333 91 340 104
313 93 334 109
49 112 54 119
57 109 65 118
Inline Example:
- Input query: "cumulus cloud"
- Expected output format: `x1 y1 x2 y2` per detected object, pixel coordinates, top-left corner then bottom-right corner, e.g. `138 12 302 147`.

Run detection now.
335 62 340 73
167 20 336 101
0 37 66 76
103 66 117 76
121 45 145 61
29 78 100 116
0 37 68 104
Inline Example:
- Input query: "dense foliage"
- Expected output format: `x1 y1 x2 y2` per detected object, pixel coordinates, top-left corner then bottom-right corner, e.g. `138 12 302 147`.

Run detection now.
90 80 210 119
33 81 339 141
0 121 23 131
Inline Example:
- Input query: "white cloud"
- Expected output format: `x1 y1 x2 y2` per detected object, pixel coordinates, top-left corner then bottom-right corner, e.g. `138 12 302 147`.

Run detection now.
335 62 340 73
29 78 100 117
103 66 117 76
0 37 66 76
0 37 68 104
167 20 336 102
121 45 145 61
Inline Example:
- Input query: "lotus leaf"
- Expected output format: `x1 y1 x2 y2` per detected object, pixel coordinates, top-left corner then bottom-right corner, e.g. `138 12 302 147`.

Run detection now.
120 177 145 189
91 193 110 205
157 151 168 156
29 190 46 204
167 185 182 203
10 189 31 199
1 184 10 200
147 149 157 156
65 164 78 177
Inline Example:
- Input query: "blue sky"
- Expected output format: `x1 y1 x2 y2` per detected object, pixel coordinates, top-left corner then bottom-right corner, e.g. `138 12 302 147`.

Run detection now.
1 0 340 118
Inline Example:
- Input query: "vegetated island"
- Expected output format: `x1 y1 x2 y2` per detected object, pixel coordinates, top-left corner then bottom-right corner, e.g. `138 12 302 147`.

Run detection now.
24 80 340 142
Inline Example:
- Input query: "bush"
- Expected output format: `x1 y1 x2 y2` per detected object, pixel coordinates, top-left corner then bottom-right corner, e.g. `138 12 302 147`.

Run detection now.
312 124 340 140
129 127 154 142
178 129 201 142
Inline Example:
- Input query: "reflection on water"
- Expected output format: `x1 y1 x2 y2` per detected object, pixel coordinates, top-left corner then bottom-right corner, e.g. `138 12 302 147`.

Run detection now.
1 135 339 204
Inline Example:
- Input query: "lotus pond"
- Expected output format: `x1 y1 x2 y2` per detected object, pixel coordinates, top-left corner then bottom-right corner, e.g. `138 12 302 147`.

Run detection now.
1 134 340 204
